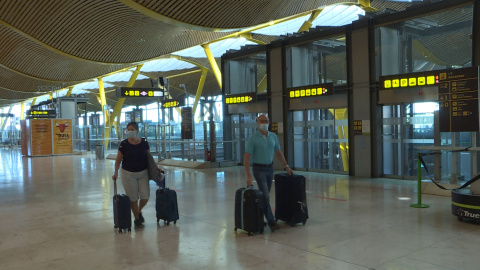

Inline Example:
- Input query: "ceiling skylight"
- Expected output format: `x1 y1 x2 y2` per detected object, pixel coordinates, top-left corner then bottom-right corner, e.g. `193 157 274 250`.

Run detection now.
173 37 257 58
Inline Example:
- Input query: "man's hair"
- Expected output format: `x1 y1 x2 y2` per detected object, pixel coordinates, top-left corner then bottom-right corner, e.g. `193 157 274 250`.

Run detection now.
127 121 139 131
256 114 268 121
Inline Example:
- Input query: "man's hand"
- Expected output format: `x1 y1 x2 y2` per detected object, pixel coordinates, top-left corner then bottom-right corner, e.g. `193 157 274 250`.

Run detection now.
246 175 253 187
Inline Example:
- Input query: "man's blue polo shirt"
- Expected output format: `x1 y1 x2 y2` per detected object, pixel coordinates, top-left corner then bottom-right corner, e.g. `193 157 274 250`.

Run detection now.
245 131 280 164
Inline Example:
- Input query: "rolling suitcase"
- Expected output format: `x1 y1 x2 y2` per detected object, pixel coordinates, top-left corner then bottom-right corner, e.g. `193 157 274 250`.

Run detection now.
234 187 264 236
156 187 179 225
113 180 131 233
274 173 308 226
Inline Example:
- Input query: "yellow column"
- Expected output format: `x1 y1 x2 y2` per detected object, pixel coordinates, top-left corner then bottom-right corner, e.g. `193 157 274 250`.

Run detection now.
330 108 349 171
98 77 110 146
31 98 37 107
202 44 222 89
20 102 25 120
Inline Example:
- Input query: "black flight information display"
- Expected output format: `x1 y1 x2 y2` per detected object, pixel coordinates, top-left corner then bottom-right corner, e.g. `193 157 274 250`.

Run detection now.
438 66 479 132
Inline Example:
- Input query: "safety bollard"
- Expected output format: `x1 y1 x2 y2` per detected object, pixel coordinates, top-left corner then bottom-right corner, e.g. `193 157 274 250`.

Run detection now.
410 153 430 208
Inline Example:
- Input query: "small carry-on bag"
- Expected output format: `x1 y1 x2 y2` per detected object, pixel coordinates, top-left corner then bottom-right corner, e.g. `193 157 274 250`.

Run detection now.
113 180 132 233
274 173 308 226
156 186 179 225
234 187 264 236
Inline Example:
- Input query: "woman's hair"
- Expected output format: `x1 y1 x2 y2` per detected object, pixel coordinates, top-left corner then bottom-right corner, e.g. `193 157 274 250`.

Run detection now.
126 121 139 131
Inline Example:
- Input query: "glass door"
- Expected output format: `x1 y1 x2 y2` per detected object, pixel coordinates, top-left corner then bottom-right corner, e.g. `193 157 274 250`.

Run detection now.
293 108 349 174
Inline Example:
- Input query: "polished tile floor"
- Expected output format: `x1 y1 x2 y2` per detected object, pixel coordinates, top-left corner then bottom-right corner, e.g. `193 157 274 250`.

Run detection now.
1 148 479 270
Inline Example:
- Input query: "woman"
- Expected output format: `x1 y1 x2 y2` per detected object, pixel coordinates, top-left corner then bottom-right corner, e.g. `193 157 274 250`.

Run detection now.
112 122 150 228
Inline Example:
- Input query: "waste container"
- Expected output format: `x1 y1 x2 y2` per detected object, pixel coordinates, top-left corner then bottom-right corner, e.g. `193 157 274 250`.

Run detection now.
95 144 104 160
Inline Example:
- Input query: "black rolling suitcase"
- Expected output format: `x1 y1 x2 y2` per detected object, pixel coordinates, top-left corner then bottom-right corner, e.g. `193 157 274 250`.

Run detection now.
274 173 308 226
113 180 131 233
156 187 179 225
234 187 264 236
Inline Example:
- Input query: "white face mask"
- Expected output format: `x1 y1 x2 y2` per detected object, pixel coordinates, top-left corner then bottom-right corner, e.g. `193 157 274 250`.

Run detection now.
259 124 269 132
126 130 137 138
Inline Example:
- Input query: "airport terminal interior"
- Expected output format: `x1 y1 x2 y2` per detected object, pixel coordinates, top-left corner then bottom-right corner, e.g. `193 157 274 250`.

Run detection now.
1 0 480 269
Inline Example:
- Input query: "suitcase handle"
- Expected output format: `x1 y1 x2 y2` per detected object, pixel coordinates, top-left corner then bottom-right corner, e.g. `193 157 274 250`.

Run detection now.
114 179 118 196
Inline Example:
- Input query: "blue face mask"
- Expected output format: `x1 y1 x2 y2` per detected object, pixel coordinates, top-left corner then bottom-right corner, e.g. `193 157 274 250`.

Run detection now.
259 124 269 132
126 130 136 138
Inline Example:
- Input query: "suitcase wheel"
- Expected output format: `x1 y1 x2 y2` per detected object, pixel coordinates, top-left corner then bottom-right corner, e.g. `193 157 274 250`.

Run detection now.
303 221 306 226
114 225 118 229
166 221 170 225
157 218 160 223
173 221 176 225
128 228 131 232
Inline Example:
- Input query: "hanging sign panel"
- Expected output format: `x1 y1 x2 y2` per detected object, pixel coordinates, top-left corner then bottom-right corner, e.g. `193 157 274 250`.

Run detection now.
438 66 479 132
287 83 333 99
26 110 56 119
162 98 185 108
118 87 164 98
379 71 439 90
225 92 257 104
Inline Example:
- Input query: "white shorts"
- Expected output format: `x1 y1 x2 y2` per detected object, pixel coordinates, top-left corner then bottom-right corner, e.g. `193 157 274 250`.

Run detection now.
121 169 150 201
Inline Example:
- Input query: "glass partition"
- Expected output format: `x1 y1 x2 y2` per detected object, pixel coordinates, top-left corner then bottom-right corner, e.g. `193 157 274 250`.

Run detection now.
286 35 347 88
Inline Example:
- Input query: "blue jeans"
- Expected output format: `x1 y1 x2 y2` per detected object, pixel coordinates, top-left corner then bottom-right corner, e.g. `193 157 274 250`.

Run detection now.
252 166 275 225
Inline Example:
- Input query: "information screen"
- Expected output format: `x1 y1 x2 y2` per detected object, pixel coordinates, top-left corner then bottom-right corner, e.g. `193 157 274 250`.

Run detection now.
287 83 333 99
225 92 257 104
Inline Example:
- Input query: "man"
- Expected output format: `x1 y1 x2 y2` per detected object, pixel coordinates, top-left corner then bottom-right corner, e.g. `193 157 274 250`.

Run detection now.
244 114 293 232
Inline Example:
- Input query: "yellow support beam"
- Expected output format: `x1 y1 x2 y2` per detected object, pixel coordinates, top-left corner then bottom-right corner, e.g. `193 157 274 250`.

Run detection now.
201 44 222 89
193 69 208 114
298 9 323 33
110 64 144 137
65 86 74 97
20 102 25 120
31 97 37 107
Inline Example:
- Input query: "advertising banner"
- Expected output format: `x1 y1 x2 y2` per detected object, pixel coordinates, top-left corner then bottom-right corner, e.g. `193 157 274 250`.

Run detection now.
53 119 73 155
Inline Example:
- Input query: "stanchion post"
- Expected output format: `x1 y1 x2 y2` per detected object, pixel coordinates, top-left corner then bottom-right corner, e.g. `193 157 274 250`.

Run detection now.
411 153 430 208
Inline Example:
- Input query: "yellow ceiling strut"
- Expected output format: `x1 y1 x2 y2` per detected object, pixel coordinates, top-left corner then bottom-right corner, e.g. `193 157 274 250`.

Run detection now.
31 97 37 106
110 64 144 137
298 9 323 32
201 44 222 89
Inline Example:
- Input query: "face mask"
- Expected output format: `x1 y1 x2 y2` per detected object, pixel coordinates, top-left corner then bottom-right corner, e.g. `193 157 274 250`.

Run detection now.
259 124 269 132
126 130 136 138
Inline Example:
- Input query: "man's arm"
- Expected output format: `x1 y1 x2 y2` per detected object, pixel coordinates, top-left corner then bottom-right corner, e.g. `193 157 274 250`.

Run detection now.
244 152 253 186
275 150 293 175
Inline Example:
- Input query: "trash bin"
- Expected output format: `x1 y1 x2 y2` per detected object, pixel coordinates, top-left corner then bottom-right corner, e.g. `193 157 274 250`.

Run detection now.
95 144 104 160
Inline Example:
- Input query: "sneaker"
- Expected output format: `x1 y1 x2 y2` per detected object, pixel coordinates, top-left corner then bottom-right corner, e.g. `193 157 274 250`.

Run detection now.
269 222 280 232
134 219 144 228
138 212 145 224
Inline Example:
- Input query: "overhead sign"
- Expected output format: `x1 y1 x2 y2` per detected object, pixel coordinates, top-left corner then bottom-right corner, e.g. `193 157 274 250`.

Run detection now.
225 92 257 104
380 71 439 90
118 87 164 98
438 66 479 132
162 98 185 108
26 110 56 119
288 83 333 99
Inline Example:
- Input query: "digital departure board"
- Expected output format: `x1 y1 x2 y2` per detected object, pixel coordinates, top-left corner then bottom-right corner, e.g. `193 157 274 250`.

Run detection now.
438 66 479 132
26 110 56 119
380 71 439 90
118 87 164 98
288 83 333 99
225 92 257 104
162 98 185 108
